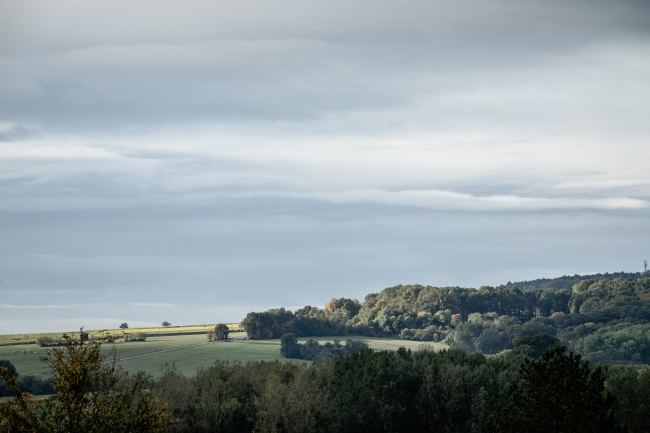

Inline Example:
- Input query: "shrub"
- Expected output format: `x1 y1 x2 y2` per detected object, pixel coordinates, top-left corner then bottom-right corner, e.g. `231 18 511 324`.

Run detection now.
0 334 174 432
125 332 147 342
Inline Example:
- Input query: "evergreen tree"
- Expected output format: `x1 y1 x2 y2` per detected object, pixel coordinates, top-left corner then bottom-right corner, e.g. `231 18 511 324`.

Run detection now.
489 346 620 433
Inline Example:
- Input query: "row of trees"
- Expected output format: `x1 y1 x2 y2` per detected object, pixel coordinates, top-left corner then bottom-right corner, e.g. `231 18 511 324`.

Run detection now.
241 299 360 339
506 271 649 291
279 334 368 361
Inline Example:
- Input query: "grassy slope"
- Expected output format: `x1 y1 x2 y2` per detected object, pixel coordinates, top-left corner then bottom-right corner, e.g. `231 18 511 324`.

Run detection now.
2 334 448 377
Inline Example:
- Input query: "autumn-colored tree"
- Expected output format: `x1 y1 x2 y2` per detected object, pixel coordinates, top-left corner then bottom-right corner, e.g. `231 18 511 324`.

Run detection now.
0 331 175 433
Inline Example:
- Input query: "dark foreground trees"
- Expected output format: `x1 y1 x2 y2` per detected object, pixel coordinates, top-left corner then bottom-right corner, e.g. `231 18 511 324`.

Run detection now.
4 340 649 433
148 345 650 433
488 346 619 433
0 333 174 433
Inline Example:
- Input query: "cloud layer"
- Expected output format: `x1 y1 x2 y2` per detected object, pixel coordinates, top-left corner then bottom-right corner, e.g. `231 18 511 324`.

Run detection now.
1 0 649 333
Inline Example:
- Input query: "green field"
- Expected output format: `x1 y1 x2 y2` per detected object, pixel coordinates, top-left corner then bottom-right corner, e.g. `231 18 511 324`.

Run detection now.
1 334 448 377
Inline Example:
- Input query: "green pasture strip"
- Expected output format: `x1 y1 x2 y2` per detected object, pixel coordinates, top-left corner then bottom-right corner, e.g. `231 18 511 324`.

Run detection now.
0 323 243 346
295 335 448 352
0 344 49 375
2 333 447 378
114 339 302 376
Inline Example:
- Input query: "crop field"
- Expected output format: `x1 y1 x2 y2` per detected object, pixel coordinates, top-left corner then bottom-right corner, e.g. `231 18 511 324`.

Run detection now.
0 323 243 346
1 333 448 377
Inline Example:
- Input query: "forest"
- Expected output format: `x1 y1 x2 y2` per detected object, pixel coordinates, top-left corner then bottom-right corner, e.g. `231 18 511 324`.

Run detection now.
3 275 650 432
242 277 650 364
2 335 649 433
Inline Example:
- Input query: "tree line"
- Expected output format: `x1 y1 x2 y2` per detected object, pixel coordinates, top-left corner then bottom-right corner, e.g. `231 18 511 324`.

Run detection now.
505 271 649 291
279 334 368 361
242 277 650 364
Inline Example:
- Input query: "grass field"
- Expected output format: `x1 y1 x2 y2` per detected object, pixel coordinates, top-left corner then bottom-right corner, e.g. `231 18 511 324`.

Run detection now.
1 333 448 377
0 323 243 346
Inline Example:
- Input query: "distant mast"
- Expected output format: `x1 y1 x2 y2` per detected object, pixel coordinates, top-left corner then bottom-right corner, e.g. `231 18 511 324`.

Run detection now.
645 260 648 273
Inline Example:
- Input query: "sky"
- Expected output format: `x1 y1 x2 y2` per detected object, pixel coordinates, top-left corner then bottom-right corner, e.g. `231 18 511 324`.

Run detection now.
1 0 649 334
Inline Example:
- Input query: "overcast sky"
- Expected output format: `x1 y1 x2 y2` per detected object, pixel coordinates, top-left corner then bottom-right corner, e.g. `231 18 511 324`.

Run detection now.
1 0 649 334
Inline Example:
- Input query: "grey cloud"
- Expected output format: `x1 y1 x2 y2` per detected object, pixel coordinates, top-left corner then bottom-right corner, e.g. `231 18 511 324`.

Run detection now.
2 0 650 132
1 0 649 334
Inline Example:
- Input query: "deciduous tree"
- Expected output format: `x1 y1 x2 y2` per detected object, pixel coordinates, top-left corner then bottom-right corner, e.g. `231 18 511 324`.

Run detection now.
0 333 174 433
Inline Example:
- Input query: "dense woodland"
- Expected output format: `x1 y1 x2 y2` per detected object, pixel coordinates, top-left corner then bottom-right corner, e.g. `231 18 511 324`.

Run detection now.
151 346 650 433
505 271 649 291
242 276 650 364
4 336 649 433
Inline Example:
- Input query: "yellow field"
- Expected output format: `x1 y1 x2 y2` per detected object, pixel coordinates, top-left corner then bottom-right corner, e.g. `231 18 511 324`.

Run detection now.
0 323 243 346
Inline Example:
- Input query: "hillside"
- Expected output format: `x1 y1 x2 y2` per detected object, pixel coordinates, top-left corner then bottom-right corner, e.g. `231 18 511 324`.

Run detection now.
504 271 650 291
243 277 650 364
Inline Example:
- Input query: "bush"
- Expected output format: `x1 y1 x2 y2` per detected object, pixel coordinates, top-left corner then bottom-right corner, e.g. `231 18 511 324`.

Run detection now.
162 321 171 327
36 336 63 347
125 332 147 342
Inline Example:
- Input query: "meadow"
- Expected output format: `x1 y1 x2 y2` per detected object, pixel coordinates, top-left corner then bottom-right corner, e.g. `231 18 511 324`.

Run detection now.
1 332 447 377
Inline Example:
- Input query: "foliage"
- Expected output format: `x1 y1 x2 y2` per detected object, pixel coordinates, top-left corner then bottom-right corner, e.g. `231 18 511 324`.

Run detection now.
0 360 17 397
120 323 129 329
511 330 560 359
280 334 368 361
0 333 174 433
331 347 419 432
37 336 64 347
214 324 229 341
162 321 171 327
141 344 650 433
125 332 147 342
153 360 331 433
239 277 650 362
488 346 619 433
280 333 300 358
605 366 650 433
241 303 353 340
506 271 649 291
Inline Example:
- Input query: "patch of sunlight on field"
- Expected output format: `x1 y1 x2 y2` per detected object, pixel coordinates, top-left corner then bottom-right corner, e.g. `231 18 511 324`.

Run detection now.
296 335 448 352
0 324 243 346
